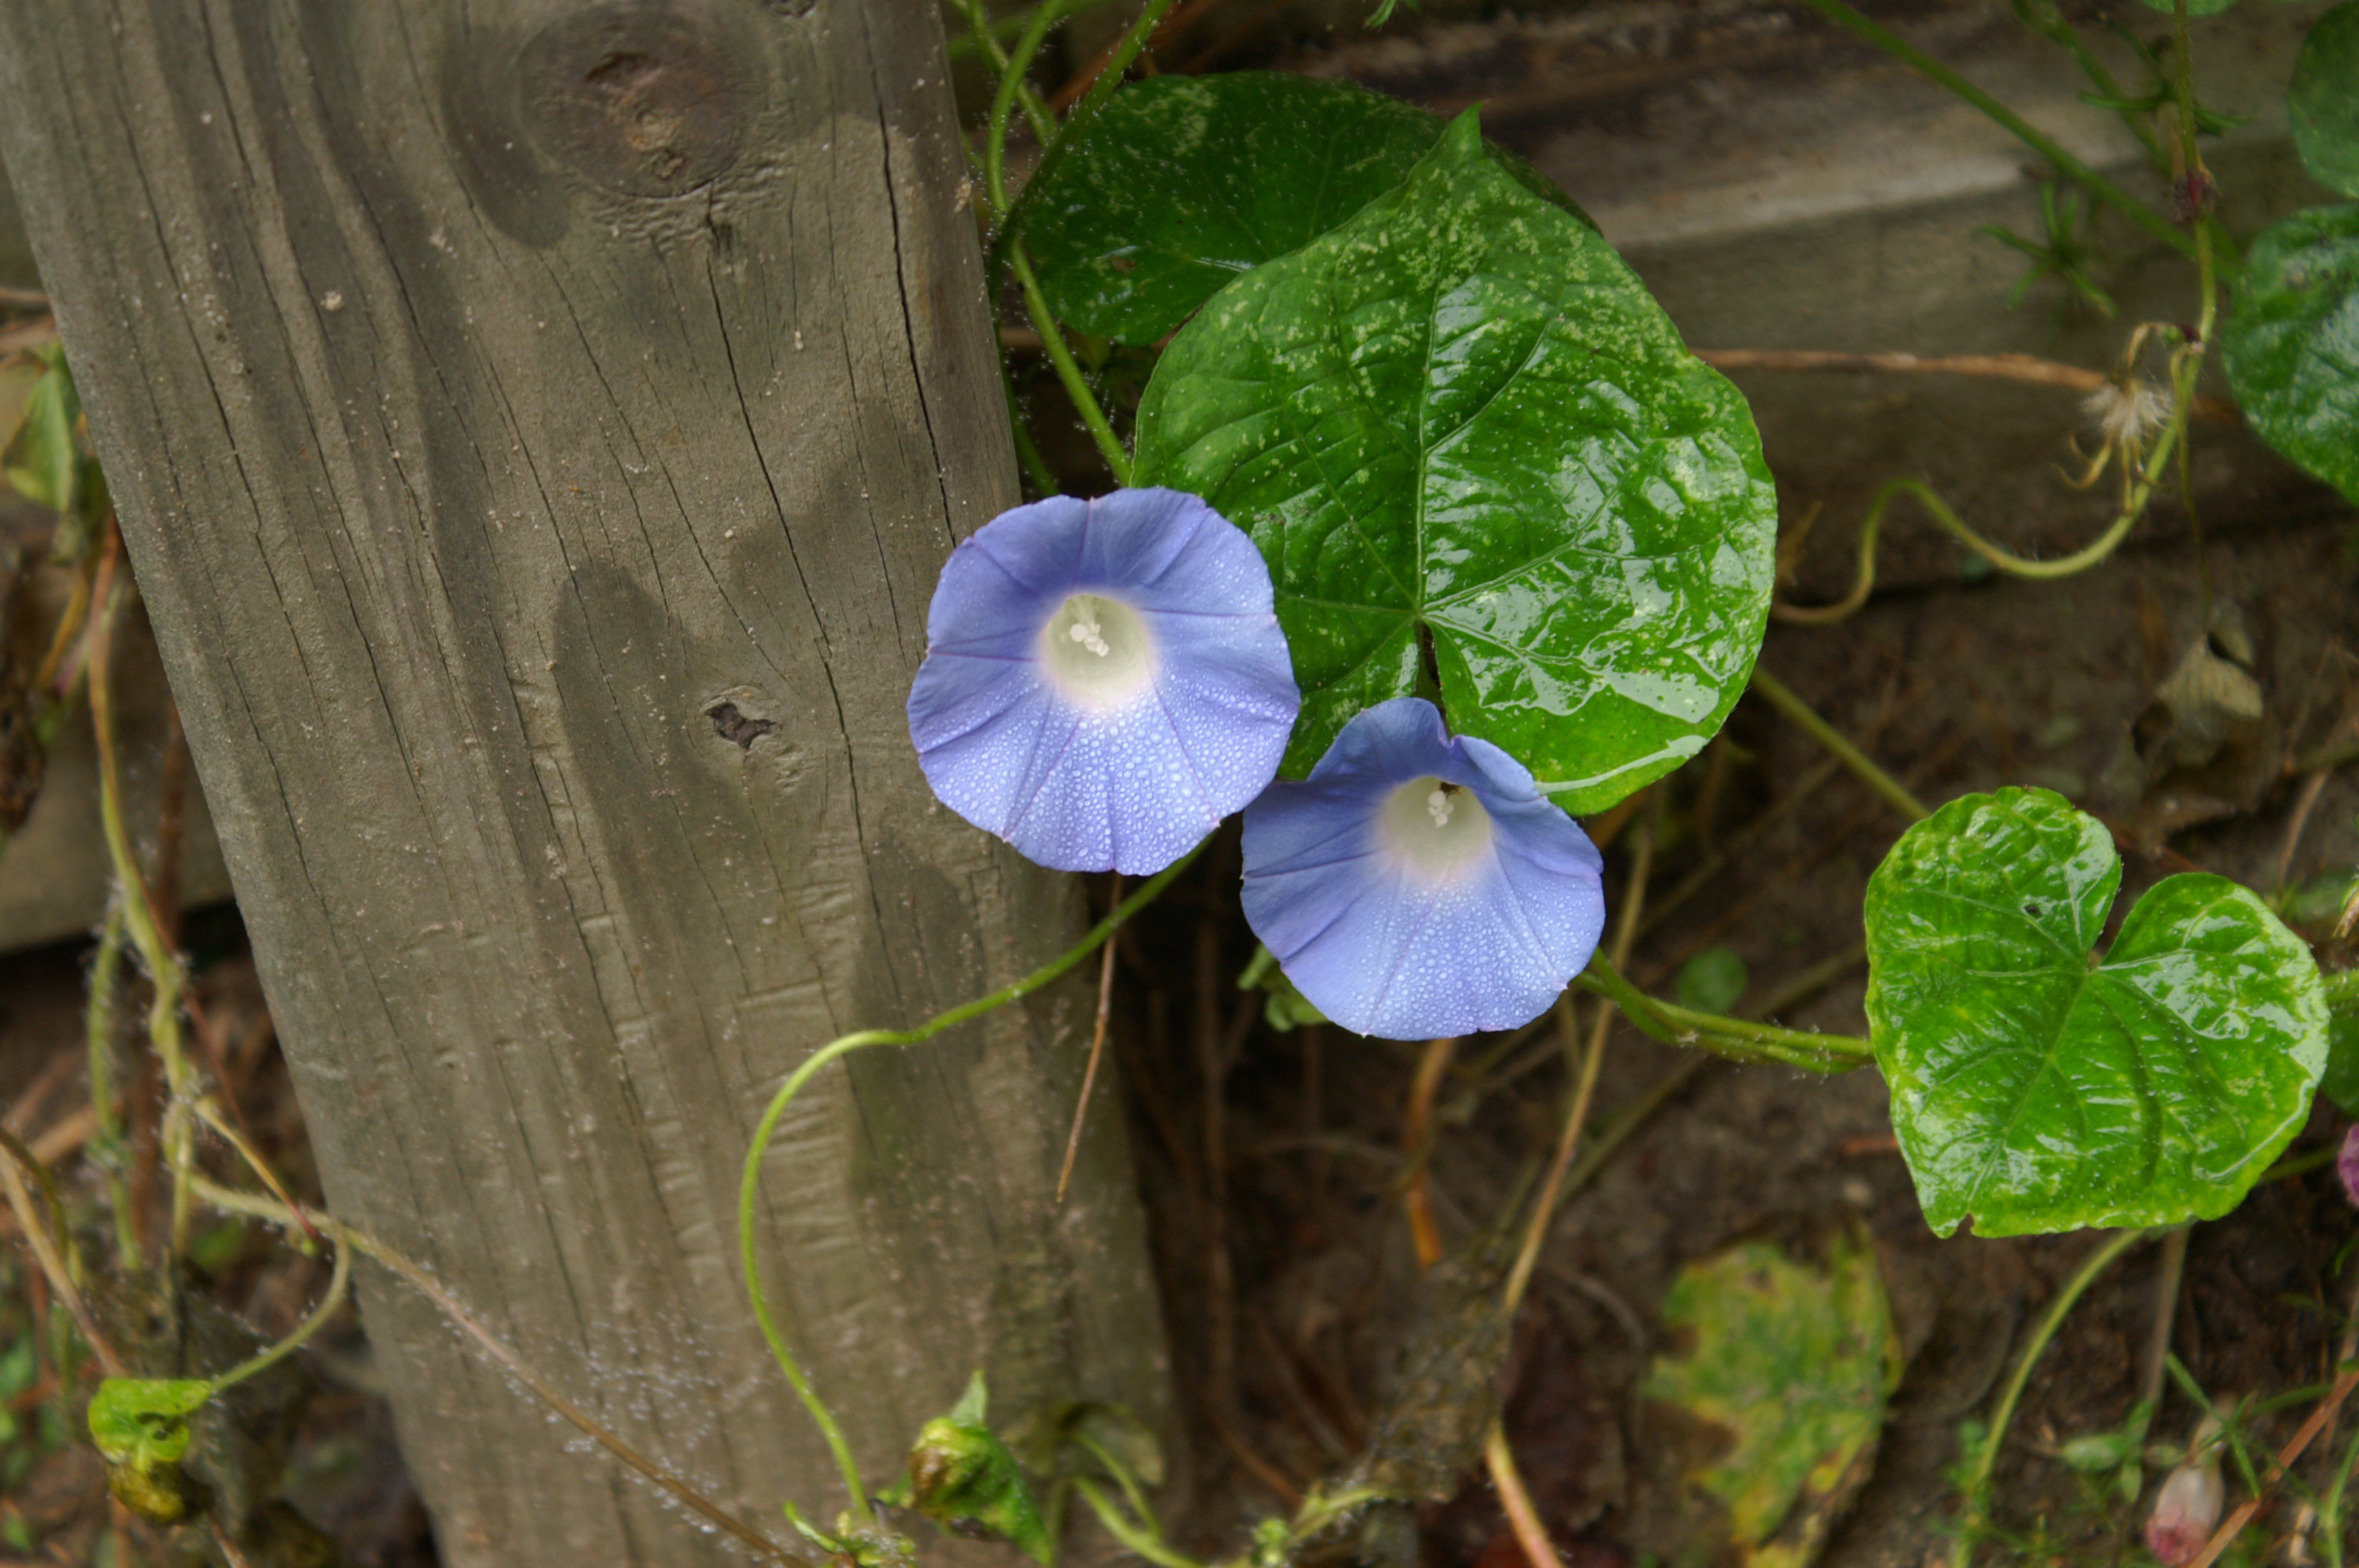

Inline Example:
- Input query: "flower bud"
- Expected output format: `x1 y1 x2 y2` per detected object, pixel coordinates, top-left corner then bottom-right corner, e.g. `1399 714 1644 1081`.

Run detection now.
2144 1428 2225 1567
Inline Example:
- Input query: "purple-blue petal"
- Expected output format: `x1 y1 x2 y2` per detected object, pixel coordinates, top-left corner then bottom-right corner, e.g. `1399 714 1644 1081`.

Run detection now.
1241 698 1605 1039
908 488 1300 874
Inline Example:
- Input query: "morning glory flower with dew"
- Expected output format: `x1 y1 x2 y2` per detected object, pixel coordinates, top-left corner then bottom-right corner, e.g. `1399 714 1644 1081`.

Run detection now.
907 488 1299 875
1240 697 1605 1040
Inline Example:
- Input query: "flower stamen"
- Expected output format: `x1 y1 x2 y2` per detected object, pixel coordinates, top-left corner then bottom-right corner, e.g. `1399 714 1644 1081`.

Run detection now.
1040 592 1156 710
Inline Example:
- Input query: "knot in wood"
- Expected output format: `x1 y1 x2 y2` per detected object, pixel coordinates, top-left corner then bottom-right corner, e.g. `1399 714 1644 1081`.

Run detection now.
520 9 742 197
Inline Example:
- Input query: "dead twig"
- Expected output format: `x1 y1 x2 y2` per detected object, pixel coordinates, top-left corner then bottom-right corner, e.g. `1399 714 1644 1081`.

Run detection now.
1504 812 1655 1315
0 1128 126 1377
27 1105 96 1169
3 1054 79 1141
2278 706 2357 884
0 314 57 359
1056 876 1123 1203
1696 348 2237 422
1484 1422 1566 1568
1401 1037 1459 1270
2186 1363 2359 1568
1750 667 1928 822
1180 0 1289 71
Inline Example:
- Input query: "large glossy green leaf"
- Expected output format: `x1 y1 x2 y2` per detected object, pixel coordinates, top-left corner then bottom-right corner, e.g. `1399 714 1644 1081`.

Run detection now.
2221 203 2359 506
1865 787 2327 1237
2292 2 2359 197
1133 111 1778 808
1024 74 1588 348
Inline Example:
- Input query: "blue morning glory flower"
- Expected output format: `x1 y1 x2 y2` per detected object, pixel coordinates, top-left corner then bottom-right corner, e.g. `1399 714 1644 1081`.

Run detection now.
1240 698 1606 1040
907 488 1299 875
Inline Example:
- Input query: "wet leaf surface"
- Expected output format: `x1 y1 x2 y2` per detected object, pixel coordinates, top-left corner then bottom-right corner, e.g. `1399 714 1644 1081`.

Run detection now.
1864 787 2327 1236
2222 202 2359 506
1135 112 1776 810
2292 1 2359 198
1023 74 1588 349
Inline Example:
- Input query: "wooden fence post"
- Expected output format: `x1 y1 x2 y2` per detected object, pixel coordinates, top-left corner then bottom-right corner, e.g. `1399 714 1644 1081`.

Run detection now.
0 3 1173 1562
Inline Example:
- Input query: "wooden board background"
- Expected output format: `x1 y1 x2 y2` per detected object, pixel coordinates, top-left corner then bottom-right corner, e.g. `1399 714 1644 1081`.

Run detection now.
0 2 1173 1561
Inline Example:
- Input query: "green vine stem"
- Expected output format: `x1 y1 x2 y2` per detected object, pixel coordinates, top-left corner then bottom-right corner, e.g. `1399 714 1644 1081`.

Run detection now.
975 0 1147 485
83 898 141 1269
1771 382 2190 626
1013 0 1184 484
984 2 1073 223
1747 667 1931 822
203 1236 351 1397
1768 5 2222 633
1950 1226 2159 1566
86 553 198 1258
1790 0 2195 260
1073 1477 1204 1568
1007 380 1063 497
1574 953 1874 1073
2171 0 2224 349
736 840 1205 1529
193 1097 319 1245
1073 1430 1161 1536
951 0 1132 488
2008 0 2166 170
1054 0 1180 163
947 0 1059 146
985 0 1180 287
1012 241 1135 482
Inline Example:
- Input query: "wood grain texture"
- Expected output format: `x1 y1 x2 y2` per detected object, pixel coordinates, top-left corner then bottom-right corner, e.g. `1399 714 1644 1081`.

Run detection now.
0 2 1172 1562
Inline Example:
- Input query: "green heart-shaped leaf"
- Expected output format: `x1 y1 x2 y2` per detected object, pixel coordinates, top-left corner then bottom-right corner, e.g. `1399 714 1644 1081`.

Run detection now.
2292 2 2359 196
1865 787 2326 1237
1024 74 1588 349
1133 111 1777 809
2221 202 2359 506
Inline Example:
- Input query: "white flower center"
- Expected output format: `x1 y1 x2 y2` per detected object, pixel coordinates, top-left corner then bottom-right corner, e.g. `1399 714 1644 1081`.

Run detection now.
1040 593 1154 710
1381 776 1492 880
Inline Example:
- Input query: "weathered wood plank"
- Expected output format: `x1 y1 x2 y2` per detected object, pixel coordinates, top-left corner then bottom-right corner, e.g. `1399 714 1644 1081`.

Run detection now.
0 2 1172 1561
